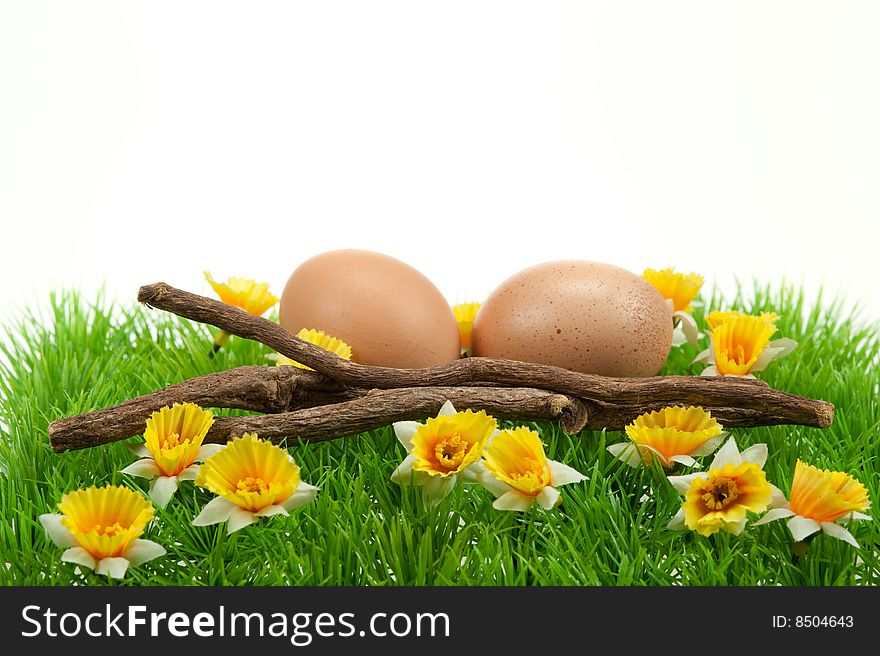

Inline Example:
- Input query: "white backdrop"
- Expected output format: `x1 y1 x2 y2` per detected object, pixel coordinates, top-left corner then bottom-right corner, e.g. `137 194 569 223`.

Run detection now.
2 1 878 321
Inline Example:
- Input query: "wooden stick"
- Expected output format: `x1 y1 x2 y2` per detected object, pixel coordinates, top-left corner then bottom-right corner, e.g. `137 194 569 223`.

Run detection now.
49 387 587 452
135 282 835 426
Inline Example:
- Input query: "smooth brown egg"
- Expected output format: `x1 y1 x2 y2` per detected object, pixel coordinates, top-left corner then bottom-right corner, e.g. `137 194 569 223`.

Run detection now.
278 249 460 369
471 261 672 376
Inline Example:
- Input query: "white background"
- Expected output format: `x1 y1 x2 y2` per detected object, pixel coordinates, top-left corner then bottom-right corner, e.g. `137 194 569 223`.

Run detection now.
2 1 878 321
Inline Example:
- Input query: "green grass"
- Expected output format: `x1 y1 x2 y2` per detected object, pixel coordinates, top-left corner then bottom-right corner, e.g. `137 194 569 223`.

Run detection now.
0 285 878 586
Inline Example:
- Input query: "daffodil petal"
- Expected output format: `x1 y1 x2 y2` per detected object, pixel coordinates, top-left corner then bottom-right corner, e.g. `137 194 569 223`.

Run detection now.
127 443 151 458
177 464 200 481
770 337 797 358
667 509 686 531
196 444 225 461
392 421 421 450
192 496 236 526
726 517 748 536
700 366 719 376
39 513 77 548
820 522 859 547
607 442 644 468
536 486 561 510
121 459 162 480
459 460 486 484
61 547 97 571
422 475 456 506
739 443 768 469
769 486 790 509
227 508 258 534
709 436 743 470
668 473 705 496
390 454 418 485
149 476 179 508
437 401 458 418
479 472 514 498
124 539 167 567
280 482 319 511
669 455 697 467
671 325 688 347
786 515 822 542
848 511 872 521
255 504 289 518
674 311 700 349
753 507 796 526
492 491 534 512
693 347 712 365
548 460 587 486
96 557 131 579
689 434 726 457
751 345 785 372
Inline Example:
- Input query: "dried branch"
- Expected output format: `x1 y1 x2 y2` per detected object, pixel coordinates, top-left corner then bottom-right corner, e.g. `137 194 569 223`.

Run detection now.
135 282 835 426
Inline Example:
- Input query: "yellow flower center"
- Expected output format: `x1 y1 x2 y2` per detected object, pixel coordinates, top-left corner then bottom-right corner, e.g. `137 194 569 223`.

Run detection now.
204 271 279 317
195 433 300 513
58 485 154 560
142 403 215 477
624 406 722 468
483 427 552 496
236 477 270 495
642 268 703 313
682 463 772 536
701 477 739 510
435 433 468 469
410 410 497 478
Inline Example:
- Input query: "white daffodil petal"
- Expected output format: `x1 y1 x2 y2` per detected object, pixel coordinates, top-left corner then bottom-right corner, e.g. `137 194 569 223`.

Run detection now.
227 508 258 534
607 443 644 468
769 486 790 509
536 486 561 510
667 509 686 531
390 454 417 485
689 434 726 457
668 473 705 496
786 515 822 542
674 311 700 349
548 460 588 486
710 436 743 469
192 496 236 526
492 491 534 512
392 421 421 450
127 443 151 458
96 557 131 579
770 337 797 359
693 347 712 365
671 325 687 347
751 346 784 373
281 482 319 511
669 455 697 467
124 539 167 567
820 522 859 547
177 465 200 481
700 366 719 377
39 513 78 548
422 475 456 506
120 459 161 480
459 460 486 484
848 511 872 521
753 508 795 526
726 517 748 536
196 444 225 461
255 504 289 518
479 472 514 498
740 443 768 469
149 476 179 508
437 400 458 417
61 547 97 571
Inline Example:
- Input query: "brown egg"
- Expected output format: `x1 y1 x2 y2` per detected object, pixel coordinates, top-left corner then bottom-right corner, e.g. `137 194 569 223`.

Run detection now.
471 261 672 376
278 249 460 369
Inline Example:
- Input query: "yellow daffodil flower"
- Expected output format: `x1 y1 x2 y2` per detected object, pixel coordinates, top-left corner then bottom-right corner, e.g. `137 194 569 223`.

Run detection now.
667 437 773 536
607 406 725 469
273 328 353 369
192 433 317 534
693 311 796 377
643 268 703 348
479 427 586 512
121 402 221 508
754 460 871 547
204 271 279 350
452 302 481 356
39 485 165 579
391 401 497 507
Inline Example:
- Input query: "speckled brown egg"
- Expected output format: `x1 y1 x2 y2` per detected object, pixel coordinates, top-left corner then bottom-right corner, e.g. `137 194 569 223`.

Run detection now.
471 261 672 376
278 249 460 369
